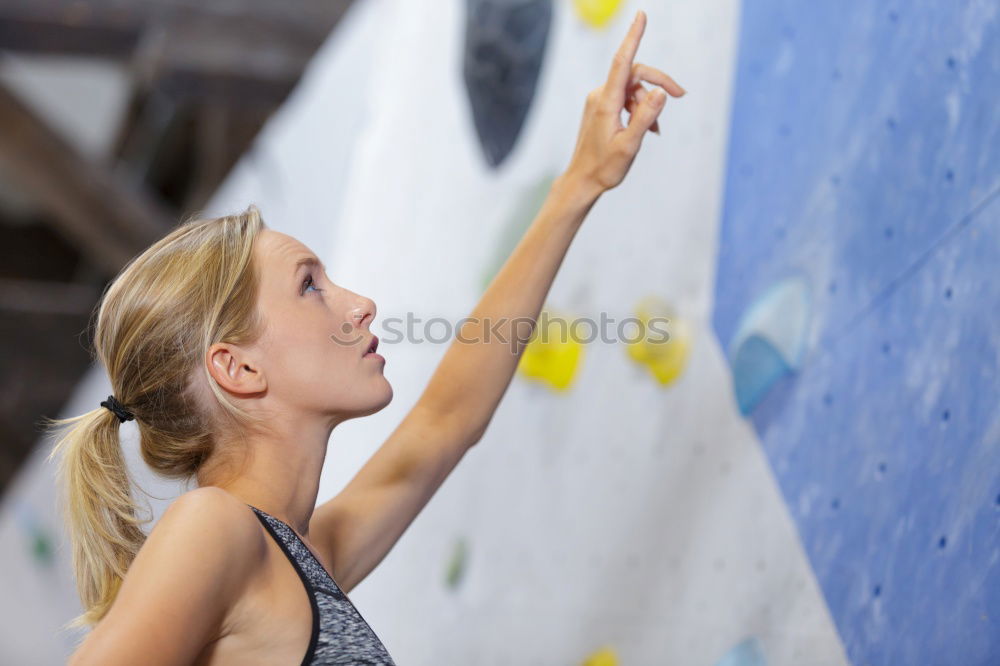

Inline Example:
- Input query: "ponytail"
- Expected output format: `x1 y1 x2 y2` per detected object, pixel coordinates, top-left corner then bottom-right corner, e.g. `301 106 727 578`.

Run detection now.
47 405 150 629
45 206 265 629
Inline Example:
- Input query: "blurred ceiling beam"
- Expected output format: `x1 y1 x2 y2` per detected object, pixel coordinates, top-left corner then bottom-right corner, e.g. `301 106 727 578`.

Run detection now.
0 0 354 107
0 83 173 275
0 278 99 316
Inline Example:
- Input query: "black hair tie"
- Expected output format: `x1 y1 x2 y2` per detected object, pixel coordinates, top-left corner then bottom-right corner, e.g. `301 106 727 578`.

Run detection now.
100 395 134 424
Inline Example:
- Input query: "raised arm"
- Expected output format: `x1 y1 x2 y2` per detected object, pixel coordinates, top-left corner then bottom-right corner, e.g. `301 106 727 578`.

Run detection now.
416 8 685 442
309 10 684 594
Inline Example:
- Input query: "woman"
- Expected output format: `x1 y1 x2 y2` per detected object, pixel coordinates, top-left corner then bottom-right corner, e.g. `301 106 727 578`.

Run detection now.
50 10 684 665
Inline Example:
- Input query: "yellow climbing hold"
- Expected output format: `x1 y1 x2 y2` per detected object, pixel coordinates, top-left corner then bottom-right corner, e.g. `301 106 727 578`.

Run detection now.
572 0 627 29
517 310 583 391
625 296 692 386
582 645 620 666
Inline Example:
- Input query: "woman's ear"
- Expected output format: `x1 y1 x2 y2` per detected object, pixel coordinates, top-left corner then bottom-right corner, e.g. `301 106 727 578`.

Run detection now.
206 343 267 397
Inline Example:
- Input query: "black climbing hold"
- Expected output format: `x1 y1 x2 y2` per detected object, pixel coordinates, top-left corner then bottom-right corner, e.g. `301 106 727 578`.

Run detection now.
463 0 553 168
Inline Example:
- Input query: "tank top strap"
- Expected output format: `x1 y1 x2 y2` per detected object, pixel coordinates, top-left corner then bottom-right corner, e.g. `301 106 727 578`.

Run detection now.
246 503 397 665
248 504 343 597
248 505 320 665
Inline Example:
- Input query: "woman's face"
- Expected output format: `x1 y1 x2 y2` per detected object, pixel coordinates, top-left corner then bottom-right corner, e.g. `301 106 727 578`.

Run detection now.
249 229 392 422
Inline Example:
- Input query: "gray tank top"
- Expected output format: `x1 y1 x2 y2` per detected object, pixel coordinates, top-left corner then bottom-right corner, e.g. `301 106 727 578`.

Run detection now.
248 505 397 665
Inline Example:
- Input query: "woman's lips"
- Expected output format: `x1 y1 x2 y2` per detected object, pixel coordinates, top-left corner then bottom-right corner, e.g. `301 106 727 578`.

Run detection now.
364 334 380 356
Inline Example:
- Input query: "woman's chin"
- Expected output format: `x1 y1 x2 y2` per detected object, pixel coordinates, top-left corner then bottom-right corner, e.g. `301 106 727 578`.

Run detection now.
376 382 394 410
359 382 393 417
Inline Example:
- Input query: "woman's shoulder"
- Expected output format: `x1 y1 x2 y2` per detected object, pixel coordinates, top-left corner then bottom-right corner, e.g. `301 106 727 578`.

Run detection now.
142 485 267 586
166 486 258 526
162 488 272 646
70 488 267 663
157 486 267 561
146 488 269 639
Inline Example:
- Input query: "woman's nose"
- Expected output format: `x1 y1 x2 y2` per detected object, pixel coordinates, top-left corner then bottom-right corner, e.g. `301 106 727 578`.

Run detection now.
347 296 376 330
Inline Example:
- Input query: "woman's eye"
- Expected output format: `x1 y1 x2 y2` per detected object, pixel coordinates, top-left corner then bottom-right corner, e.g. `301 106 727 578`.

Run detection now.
303 275 321 293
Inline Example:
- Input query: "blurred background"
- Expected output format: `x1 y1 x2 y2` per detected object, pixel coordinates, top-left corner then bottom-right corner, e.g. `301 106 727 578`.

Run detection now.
0 0 996 664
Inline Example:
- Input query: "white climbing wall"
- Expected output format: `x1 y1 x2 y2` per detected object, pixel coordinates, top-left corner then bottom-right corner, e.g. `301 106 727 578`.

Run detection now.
0 1 850 664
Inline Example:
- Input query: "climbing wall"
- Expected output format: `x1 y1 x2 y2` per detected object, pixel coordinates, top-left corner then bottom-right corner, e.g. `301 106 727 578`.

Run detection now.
712 1 1000 664
0 1 995 664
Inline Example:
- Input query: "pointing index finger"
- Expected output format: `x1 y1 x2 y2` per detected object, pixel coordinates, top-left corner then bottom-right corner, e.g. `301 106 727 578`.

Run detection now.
605 10 646 109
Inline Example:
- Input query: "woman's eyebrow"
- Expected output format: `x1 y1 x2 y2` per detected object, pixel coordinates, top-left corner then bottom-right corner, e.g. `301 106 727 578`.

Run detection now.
293 256 322 275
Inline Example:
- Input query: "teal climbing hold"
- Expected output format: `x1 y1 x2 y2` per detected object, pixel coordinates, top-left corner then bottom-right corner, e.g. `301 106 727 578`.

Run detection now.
713 637 767 666
728 276 810 414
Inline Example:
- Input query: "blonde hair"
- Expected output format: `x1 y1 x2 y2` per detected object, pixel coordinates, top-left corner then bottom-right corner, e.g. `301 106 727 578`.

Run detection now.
46 204 266 629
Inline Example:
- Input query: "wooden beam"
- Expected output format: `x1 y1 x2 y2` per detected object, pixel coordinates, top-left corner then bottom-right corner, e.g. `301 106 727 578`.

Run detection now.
0 278 99 316
0 15 138 57
0 1 356 105
0 83 174 275
0 0 346 38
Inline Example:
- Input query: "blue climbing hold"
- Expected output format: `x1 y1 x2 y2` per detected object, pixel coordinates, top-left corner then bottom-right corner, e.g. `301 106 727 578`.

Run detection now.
714 637 767 666
728 276 810 414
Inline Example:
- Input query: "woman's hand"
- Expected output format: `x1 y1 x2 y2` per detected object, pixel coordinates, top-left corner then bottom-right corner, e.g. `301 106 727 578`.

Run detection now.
564 10 686 196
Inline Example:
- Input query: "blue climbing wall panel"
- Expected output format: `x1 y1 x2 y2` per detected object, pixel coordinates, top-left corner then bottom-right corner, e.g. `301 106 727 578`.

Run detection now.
712 1 999 664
